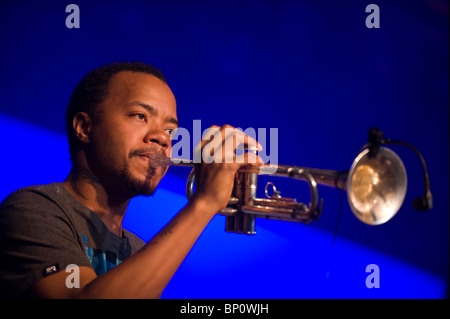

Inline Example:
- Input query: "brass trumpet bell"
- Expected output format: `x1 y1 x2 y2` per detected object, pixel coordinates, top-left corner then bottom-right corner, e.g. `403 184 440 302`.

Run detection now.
347 147 407 225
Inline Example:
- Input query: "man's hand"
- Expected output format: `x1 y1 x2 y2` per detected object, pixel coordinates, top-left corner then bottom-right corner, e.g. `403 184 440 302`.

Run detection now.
190 124 263 213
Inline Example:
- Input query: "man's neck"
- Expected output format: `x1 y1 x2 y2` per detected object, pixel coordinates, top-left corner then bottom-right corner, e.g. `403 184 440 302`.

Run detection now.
62 165 130 237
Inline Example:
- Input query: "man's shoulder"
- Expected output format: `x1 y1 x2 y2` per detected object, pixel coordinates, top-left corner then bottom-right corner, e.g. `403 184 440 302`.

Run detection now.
0 183 74 224
2 183 61 197
1 183 64 207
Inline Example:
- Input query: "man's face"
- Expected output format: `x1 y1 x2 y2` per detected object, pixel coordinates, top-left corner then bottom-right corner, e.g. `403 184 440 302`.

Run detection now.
87 71 178 197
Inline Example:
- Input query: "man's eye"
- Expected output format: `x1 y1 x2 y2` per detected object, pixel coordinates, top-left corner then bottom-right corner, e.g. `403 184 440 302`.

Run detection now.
166 128 176 137
134 113 146 121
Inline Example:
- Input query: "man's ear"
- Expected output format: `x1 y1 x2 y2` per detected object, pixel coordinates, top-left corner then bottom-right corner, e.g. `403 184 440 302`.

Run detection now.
73 112 92 144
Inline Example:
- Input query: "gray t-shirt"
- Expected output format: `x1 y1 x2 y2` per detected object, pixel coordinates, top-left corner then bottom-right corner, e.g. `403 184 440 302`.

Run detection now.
0 183 146 298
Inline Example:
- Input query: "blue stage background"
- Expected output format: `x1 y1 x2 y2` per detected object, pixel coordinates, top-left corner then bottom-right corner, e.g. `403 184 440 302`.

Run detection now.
0 1 448 298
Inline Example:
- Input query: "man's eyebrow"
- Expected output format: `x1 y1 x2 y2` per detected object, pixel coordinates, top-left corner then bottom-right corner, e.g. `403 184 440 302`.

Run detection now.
127 101 178 126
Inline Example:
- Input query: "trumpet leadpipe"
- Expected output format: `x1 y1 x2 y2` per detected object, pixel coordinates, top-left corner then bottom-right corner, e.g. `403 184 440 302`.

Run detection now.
258 165 348 191
164 155 348 191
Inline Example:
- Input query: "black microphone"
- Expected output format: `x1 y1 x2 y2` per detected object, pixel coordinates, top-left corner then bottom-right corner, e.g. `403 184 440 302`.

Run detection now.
413 190 433 211
412 158 433 211
368 128 433 212
367 127 384 158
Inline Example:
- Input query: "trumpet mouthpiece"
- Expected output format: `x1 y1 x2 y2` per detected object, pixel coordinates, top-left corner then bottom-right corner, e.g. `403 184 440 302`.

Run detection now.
148 153 174 167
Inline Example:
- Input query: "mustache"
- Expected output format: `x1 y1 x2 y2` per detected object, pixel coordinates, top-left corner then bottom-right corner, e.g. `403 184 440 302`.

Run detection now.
129 146 165 159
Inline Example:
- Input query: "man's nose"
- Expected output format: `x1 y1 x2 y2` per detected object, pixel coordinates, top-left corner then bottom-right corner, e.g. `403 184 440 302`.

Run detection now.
145 128 170 149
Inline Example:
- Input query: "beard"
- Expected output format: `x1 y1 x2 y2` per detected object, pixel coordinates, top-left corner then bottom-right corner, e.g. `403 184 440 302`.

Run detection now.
119 147 168 196
118 165 157 196
86 142 168 197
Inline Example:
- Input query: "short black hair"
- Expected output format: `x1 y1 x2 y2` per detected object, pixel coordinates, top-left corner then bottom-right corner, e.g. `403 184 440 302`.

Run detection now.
65 61 166 161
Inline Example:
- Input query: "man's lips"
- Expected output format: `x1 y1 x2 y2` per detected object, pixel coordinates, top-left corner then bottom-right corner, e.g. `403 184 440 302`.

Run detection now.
136 154 152 165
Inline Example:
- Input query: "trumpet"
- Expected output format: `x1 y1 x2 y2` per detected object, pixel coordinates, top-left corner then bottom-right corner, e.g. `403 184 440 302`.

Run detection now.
162 128 431 234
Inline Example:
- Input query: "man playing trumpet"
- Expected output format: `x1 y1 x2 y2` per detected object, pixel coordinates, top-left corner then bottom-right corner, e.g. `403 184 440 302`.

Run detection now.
0 62 263 298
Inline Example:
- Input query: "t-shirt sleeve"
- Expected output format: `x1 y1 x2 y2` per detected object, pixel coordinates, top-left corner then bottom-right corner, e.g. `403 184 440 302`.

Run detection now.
0 188 92 298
